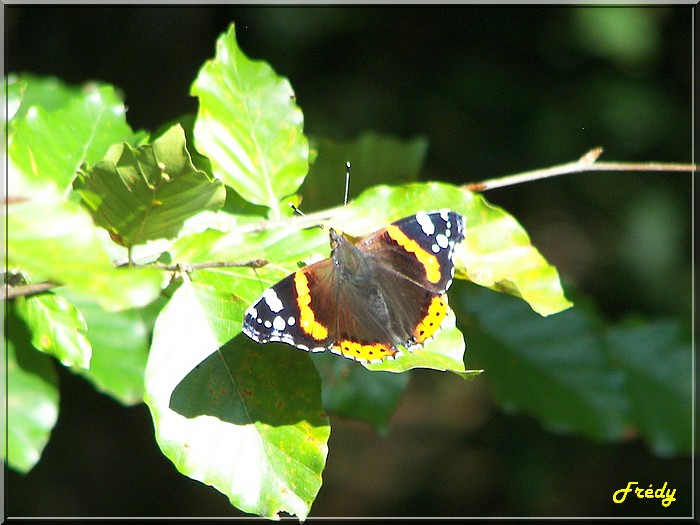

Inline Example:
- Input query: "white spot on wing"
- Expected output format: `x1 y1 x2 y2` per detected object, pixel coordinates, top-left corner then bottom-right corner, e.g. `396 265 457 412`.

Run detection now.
263 289 284 313
416 211 436 236
273 316 286 331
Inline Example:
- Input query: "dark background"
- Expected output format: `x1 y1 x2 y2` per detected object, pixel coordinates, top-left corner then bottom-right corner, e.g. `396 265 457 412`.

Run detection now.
4 6 694 518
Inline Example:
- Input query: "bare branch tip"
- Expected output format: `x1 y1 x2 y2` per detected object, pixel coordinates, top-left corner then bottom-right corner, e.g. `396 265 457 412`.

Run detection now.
580 147 604 164
464 182 486 193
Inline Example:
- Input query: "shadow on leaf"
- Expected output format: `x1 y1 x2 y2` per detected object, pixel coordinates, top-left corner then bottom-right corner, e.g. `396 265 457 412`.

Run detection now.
169 333 327 427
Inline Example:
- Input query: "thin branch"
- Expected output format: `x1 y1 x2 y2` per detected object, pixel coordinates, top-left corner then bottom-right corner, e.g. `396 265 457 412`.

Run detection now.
465 147 696 192
576 161 696 172
4 282 60 300
3 259 269 301
153 259 269 272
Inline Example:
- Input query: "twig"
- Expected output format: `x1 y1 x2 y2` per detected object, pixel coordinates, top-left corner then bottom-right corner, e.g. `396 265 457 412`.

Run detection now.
465 147 696 192
153 259 269 272
3 260 269 301
4 281 60 300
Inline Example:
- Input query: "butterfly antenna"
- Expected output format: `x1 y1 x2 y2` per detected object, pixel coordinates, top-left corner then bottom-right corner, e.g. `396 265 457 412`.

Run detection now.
289 161 351 230
288 201 329 232
289 202 305 217
344 161 351 207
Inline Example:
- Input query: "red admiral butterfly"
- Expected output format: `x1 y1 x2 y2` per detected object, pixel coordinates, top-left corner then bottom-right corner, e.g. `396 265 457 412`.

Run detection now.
242 209 465 364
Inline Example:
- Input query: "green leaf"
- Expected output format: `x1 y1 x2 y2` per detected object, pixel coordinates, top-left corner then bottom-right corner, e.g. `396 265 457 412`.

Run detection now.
151 113 215 176
4 74 25 130
74 124 226 249
458 285 692 454
191 23 309 216
59 294 166 405
457 284 629 441
4 73 74 133
5 73 87 123
8 75 136 194
3 311 60 474
7 73 164 311
15 294 92 369
7 191 164 311
462 193 574 316
145 276 329 520
607 320 692 456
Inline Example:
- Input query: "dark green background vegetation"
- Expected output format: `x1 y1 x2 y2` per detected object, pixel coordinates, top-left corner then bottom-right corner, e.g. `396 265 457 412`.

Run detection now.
5 6 693 517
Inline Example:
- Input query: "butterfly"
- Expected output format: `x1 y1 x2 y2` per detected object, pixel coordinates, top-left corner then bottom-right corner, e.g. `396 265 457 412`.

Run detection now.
242 210 465 364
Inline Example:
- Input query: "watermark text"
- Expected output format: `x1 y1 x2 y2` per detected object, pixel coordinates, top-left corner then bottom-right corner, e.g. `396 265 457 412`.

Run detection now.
613 482 676 507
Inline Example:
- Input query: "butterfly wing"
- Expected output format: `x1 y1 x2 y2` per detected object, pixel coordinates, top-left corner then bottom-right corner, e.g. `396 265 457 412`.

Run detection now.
358 210 465 294
352 210 466 349
242 257 399 362
242 259 337 352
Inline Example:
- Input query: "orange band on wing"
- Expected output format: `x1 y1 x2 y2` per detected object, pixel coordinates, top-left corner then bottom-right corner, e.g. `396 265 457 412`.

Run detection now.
386 225 441 283
293 272 329 340
413 295 448 343
333 340 397 362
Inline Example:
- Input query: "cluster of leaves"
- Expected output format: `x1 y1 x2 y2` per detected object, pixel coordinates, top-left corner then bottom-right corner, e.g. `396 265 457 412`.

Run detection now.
4 24 691 520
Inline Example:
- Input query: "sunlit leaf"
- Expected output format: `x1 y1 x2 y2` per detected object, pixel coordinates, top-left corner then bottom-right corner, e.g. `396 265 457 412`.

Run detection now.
15 294 91 369
6 74 164 311
7 192 164 311
3 312 59 474
5 73 88 123
191 23 309 216
8 75 135 194
59 294 167 405
145 276 329 520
